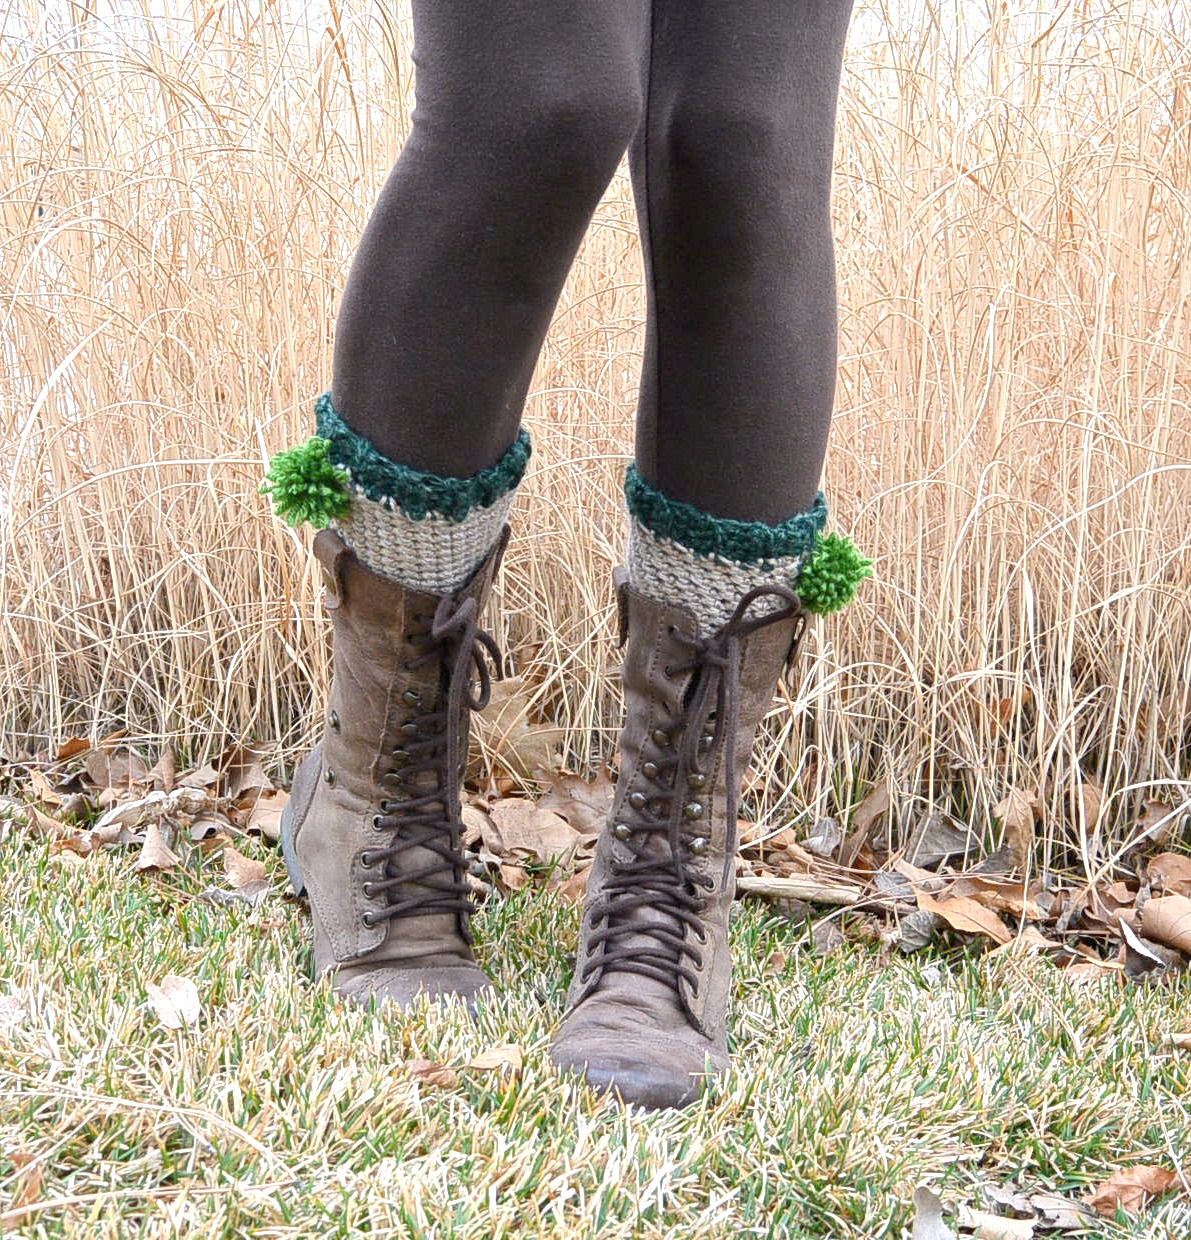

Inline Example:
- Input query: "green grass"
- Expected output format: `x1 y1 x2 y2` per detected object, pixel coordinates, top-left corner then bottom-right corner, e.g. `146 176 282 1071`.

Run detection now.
2 834 1189 1238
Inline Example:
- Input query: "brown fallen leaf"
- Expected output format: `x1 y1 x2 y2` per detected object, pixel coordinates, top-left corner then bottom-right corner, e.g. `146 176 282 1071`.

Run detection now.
240 788 289 842
554 866 591 905
1138 894 1191 955
473 675 564 777
1147 852 1191 897
993 787 1038 870
536 767 615 838
55 737 92 762
145 747 177 792
915 892 1012 945
905 811 975 869
488 798 581 865
407 1059 459 1088
223 844 268 893
134 822 180 872
145 975 201 1031
216 741 277 800
765 948 789 974
497 863 530 893
1085 1165 1178 1216
8 1148 45 1215
947 875 1046 920
1166 1031 1191 1050
84 745 150 789
839 781 890 867
955 1207 1035 1239
464 1043 523 1072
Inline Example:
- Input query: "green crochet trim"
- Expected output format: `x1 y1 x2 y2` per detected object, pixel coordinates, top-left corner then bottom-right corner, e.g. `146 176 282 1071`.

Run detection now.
314 391 531 521
624 464 828 564
260 436 351 529
796 532 873 614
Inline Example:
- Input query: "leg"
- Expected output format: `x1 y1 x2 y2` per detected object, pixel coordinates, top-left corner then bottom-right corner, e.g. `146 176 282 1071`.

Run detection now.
633 0 856 523
551 0 866 1110
270 3 647 1014
332 0 648 478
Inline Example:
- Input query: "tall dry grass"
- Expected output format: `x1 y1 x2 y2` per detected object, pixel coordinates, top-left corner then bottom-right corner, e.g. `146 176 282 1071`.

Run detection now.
2 0 1190 870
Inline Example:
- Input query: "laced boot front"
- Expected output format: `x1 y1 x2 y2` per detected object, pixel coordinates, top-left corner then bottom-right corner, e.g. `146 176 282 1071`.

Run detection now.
281 525 508 1010
550 568 808 1108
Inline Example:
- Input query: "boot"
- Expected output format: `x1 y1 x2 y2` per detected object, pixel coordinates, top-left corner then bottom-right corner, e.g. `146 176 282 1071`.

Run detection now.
280 523 509 1010
550 567 807 1108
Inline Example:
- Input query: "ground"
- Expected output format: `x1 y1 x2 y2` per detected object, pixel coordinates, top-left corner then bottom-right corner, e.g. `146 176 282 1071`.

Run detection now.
2 837 1189 1239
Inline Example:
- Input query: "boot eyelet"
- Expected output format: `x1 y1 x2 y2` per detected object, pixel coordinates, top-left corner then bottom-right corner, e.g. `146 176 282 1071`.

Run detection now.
324 767 336 787
628 791 648 811
328 710 340 732
663 665 674 679
399 721 419 737
683 802 706 821
651 728 670 748
360 851 375 867
361 881 376 898
688 835 709 855
361 911 377 928
687 772 707 790
402 689 422 707
371 815 387 831
612 822 632 841
695 927 708 945
666 624 677 636
641 761 659 780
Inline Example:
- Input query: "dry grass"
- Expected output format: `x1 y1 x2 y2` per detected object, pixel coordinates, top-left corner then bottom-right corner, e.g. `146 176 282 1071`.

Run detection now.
2 0 1191 870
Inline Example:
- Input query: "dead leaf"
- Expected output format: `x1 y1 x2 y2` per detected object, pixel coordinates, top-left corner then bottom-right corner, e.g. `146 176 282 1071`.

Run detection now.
1138 894 1191 955
84 746 150 789
555 866 591 905
55 737 91 762
407 1059 459 1088
1147 853 1191 897
8 1149 45 1214
839 781 890 866
223 844 268 893
906 812 976 869
177 762 221 789
1086 1165 1178 1216
145 747 177 792
765 948 788 974
145 975 201 1030
135 821 180 872
497 863 530 893
947 875 1047 921
241 788 288 842
474 676 564 777
915 892 1012 945
911 1187 957 1239
1027 1192 1096 1229
461 804 495 848
216 741 276 800
803 817 842 859
898 908 941 953
1166 1031 1191 1050
993 787 1038 870
536 767 615 839
464 1043 523 1072
92 790 167 835
1118 916 1184 982
1073 775 1104 832
487 798 581 865
811 919 845 956
956 1207 1035 1239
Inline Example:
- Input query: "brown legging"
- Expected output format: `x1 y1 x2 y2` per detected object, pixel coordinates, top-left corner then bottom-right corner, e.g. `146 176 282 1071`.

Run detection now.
331 0 856 525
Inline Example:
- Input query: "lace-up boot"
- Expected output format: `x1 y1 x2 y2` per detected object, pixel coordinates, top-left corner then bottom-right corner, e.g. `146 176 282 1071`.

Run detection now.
280 524 508 1010
550 567 807 1108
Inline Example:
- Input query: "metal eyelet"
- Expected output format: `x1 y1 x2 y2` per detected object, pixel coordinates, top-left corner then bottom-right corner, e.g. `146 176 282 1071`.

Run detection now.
695 926 708 945
361 911 376 928
360 851 375 867
641 761 659 780
688 835 709 855
663 665 674 678
612 822 632 841
324 767 336 786
687 772 707 790
361 881 376 898
399 721 419 737
328 710 340 732
651 728 671 747
371 815 387 831
683 802 706 821
402 689 422 707
628 791 648 811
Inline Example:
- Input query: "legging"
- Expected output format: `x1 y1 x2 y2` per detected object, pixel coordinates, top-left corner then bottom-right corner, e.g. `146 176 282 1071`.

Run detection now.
331 0 856 525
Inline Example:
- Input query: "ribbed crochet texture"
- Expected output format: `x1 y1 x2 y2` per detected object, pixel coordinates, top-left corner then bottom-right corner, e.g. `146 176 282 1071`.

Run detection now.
625 467 830 633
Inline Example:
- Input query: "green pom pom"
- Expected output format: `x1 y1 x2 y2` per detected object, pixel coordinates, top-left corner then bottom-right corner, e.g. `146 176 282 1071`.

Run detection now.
260 436 351 528
797 532 873 615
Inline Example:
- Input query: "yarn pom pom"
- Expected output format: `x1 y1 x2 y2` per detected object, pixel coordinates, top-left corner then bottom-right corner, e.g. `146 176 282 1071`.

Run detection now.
260 436 351 528
797 532 873 615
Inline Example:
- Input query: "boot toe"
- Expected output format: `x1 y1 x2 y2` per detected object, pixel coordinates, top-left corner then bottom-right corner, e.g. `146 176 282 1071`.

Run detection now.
550 1036 721 1111
334 963 495 1014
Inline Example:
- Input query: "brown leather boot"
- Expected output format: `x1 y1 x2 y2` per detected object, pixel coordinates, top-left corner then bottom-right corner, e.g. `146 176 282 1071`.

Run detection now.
550 567 807 1108
280 524 508 1010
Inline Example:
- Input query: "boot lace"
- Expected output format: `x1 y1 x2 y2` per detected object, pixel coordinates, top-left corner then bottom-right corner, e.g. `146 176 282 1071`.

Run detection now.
359 593 501 940
582 585 806 995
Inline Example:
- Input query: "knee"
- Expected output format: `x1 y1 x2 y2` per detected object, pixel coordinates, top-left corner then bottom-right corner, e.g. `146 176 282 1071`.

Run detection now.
436 76 643 196
662 98 834 208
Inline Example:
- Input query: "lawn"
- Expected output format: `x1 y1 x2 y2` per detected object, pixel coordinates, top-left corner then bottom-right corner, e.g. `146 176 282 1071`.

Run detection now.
3 829 1189 1238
